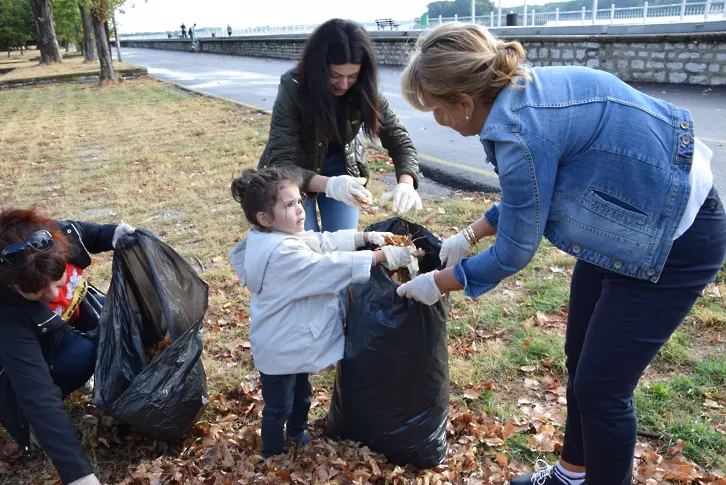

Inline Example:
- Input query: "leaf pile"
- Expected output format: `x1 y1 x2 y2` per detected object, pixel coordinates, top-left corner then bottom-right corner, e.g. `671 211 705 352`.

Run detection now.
145 334 173 365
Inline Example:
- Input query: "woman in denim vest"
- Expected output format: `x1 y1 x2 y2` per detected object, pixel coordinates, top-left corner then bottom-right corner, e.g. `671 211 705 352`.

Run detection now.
397 23 726 485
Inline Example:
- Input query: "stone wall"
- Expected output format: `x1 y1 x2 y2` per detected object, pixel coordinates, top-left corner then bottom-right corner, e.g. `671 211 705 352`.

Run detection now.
195 37 413 67
517 34 726 85
121 39 193 52
120 31 726 86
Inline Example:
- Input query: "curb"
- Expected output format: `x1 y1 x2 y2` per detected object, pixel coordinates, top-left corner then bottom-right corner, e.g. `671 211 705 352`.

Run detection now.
0 67 149 89
156 75 502 194
154 77 272 114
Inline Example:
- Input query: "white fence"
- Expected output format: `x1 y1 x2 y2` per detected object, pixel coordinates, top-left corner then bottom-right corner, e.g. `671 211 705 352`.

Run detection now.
120 0 726 40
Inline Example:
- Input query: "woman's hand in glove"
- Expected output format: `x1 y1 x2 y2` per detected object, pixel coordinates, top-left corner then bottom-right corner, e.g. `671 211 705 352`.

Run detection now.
325 176 373 208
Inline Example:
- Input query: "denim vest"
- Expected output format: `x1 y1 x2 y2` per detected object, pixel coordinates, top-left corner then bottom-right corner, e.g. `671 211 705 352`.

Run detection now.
455 66 695 298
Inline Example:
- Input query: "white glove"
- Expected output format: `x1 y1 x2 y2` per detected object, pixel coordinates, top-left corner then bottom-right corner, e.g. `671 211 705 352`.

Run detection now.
325 176 373 209
112 223 135 248
381 245 418 271
68 474 102 485
440 232 472 268
396 271 443 305
380 183 423 214
367 232 394 247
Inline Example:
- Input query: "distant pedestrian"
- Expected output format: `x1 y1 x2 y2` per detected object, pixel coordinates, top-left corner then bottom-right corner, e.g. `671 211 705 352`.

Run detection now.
180 23 187 38
227 24 233 37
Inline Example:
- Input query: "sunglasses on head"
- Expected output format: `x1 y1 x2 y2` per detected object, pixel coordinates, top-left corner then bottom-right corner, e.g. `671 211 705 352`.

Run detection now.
0 230 54 268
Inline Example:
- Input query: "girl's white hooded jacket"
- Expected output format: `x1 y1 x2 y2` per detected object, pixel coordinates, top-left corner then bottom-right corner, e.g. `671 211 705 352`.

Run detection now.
230 229 372 375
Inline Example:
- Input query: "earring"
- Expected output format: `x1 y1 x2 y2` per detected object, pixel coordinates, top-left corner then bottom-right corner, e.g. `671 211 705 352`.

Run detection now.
465 115 471 122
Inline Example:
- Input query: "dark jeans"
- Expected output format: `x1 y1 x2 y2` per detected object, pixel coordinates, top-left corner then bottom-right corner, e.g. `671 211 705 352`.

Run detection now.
49 332 97 398
48 296 103 398
259 372 312 457
561 189 726 485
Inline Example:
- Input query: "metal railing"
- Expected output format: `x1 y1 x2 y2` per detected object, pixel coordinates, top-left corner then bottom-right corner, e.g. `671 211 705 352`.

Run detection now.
119 0 726 40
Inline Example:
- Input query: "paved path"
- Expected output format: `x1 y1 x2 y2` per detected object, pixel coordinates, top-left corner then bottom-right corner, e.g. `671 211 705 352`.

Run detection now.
122 48 726 196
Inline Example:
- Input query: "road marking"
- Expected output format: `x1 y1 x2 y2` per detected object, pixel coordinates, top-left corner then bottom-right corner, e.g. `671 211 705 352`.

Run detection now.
158 77 498 178
699 137 726 145
418 153 498 177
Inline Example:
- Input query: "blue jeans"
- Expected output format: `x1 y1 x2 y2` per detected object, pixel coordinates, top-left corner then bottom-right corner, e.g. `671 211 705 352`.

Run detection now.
50 333 97 398
304 153 359 232
259 372 312 456
560 189 726 485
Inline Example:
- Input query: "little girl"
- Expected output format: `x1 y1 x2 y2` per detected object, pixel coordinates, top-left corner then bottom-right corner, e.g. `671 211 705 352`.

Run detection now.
229 167 416 457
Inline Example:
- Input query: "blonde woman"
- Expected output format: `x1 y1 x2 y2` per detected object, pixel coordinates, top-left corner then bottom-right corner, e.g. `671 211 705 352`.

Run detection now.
397 23 726 485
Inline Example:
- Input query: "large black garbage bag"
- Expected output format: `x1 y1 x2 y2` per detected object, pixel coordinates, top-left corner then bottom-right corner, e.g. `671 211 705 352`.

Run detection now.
93 229 210 441
327 218 450 469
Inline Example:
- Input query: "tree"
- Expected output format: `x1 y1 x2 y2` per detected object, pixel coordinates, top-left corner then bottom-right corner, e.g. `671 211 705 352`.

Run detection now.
88 0 115 82
77 0 97 61
52 0 80 52
426 0 495 18
0 0 34 56
28 0 63 63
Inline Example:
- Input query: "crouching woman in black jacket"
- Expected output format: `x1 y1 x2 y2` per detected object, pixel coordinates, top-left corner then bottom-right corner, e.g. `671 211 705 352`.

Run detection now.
0 208 134 485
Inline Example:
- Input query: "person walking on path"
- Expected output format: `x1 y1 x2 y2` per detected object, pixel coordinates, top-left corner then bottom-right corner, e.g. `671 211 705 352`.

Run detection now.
180 23 187 38
396 23 726 485
258 18 423 233
227 24 233 37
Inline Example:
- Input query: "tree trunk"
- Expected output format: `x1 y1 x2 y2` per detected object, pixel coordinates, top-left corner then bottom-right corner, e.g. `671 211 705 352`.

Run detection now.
92 17 115 83
112 12 122 62
28 0 63 64
78 1 98 62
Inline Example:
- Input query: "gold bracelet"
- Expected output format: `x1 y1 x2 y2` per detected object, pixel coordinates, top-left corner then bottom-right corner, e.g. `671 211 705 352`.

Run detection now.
463 225 478 247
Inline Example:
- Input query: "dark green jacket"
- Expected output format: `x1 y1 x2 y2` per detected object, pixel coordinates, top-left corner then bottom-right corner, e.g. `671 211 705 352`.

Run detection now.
259 69 420 191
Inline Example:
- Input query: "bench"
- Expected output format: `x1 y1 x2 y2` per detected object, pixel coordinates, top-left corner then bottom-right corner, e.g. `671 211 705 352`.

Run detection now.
375 18 400 30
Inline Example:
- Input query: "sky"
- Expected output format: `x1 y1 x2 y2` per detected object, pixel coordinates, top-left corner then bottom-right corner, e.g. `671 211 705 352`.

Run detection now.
116 0 549 34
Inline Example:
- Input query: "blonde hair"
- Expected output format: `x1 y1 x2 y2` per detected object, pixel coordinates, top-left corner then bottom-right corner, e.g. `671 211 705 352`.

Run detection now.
401 23 530 110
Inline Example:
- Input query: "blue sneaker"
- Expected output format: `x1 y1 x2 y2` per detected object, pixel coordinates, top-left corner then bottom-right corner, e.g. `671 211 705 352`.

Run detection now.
287 430 310 446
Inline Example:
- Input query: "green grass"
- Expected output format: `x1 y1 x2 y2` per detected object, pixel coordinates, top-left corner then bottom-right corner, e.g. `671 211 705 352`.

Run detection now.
654 328 697 367
635 357 726 469
522 277 571 314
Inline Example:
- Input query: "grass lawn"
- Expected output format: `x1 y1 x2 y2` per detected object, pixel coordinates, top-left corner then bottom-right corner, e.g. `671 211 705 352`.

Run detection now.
0 79 724 485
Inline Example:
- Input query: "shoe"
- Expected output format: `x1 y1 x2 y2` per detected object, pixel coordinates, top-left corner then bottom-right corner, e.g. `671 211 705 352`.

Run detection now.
287 430 310 446
511 460 587 485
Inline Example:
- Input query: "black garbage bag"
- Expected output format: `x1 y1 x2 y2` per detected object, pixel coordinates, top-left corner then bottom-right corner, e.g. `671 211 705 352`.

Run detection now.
93 229 210 441
327 218 450 469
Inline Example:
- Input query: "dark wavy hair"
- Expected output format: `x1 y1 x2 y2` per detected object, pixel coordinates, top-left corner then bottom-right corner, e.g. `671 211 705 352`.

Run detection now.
297 18 382 144
0 208 70 295
231 167 303 231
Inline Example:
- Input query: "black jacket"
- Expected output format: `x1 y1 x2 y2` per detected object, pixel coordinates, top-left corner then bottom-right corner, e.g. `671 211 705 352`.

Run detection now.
0 220 117 484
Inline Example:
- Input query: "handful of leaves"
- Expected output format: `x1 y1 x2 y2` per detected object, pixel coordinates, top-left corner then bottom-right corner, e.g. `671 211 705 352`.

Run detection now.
382 234 425 284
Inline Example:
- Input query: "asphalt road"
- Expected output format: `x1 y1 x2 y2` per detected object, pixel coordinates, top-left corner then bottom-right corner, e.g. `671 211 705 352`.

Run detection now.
121 48 726 195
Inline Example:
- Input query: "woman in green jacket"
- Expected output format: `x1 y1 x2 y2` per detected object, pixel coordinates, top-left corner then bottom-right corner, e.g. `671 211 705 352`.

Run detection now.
259 18 422 232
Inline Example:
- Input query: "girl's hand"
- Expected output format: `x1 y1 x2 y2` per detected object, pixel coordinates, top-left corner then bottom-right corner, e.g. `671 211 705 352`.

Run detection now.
381 245 417 270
